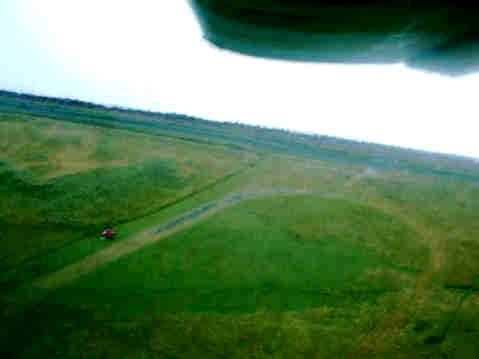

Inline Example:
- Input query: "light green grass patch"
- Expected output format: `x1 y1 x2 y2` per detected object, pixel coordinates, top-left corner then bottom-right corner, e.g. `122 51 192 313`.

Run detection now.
51 195 426 319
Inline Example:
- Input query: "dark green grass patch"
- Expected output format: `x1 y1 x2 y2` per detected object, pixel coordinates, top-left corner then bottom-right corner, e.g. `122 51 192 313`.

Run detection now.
0 158 183 226
0 300 369 359
1 195 428 358
33 158 184 224
0 159 183 273
52 195 426 318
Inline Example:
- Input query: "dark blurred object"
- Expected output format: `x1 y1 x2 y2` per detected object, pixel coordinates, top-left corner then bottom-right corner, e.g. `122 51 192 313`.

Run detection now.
101 227 116 241
189 0 478 76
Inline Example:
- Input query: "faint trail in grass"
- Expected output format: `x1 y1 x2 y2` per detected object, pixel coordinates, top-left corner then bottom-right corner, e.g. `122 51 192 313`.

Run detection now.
350 195 449 358
31 188 313 290
30 166 372 291
0 162 256 288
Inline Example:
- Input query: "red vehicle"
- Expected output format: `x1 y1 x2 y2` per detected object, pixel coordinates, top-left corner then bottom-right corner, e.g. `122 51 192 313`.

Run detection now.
101 228 116 240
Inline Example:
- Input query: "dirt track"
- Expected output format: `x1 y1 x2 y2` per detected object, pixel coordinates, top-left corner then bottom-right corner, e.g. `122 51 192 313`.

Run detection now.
32 167 374 290
33 189 312 289
27 168 462 356
350 196 448 358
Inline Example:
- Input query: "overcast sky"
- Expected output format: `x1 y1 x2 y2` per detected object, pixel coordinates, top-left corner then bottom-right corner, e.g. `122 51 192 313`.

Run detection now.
1 1 478 158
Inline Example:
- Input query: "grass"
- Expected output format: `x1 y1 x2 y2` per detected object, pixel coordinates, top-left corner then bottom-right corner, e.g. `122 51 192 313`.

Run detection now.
2 195 426 358
1 92 479 358
3 92 479 182
52 196 425 316
7 191 472 359
358 175 479 289
0 115 252 286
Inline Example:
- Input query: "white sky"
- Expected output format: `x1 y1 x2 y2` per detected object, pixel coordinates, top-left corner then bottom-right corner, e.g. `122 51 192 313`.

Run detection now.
1 0 478 158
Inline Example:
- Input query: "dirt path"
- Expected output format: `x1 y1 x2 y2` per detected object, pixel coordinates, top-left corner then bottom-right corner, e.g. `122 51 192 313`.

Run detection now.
32 189 312 290
28 167 454 356
32 166 374 290
351 196 447 358
336 169 450 357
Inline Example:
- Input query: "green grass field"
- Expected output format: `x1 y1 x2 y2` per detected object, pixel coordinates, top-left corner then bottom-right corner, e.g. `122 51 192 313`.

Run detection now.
0 114 253 284
1 92 478 358
53 196 426 315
